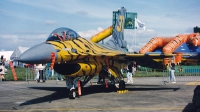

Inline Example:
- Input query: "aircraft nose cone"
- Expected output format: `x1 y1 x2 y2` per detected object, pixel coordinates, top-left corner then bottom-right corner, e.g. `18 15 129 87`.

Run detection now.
18 43 57 64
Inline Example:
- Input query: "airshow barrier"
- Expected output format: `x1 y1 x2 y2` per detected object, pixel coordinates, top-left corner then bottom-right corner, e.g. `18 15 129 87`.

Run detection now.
25 67 57 82
24 66 200 83
136 66 200 84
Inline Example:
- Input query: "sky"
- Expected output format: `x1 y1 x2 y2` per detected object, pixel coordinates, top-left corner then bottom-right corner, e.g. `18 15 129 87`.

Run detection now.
0 0 200 52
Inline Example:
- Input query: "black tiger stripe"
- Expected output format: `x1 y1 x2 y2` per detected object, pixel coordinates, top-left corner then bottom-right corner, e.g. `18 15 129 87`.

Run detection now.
58 41 67 48
71 39 85 50
60 54 64 62
78 38 104 53
93 62 98 74
47 43 62 49
87 63 93 76
93 56 97 62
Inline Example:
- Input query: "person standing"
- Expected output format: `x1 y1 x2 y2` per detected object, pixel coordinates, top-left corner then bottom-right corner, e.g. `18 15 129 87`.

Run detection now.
46 63 53 80
121 65 128 78
36 64 46 82
169 60 176 83
55 71 63 81
0 62 6 81
34 64 39 81
167 61 172 83
127 61 134 83
132 65 136 76
179 65 183 73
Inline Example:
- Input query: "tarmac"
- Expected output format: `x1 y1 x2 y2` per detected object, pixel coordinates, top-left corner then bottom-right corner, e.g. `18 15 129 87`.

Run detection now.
0 77 199 112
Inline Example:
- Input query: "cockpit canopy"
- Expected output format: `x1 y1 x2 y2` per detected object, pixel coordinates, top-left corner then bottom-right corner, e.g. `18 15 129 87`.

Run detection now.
46 27 81 41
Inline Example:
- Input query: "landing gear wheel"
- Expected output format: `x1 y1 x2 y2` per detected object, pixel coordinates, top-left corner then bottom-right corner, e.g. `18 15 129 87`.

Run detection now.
69 89 76 99
119 80 125 90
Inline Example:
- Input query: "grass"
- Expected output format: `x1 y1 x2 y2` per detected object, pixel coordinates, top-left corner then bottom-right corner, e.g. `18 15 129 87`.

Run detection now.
4 67 57 81
5 67 27 81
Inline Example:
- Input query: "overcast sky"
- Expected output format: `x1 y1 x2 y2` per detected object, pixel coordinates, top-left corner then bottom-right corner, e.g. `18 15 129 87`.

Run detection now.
0 0 200 52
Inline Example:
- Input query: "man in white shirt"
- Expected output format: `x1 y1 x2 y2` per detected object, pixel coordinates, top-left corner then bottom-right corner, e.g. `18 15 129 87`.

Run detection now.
36 64 46 82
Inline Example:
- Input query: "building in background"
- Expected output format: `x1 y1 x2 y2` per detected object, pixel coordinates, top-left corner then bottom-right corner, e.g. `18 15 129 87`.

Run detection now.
10 46 29 67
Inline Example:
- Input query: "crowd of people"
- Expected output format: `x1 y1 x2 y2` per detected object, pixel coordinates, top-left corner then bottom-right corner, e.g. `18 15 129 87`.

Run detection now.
123 59 178 84
121 61 138 84
0 61 7 81
33 63 64 83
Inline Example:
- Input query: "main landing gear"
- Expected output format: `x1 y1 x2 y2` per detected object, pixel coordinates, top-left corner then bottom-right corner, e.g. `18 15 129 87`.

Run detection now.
66 76 126 99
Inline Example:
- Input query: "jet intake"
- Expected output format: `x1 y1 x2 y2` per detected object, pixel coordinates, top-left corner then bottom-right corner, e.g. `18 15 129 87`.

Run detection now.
54 62 103 77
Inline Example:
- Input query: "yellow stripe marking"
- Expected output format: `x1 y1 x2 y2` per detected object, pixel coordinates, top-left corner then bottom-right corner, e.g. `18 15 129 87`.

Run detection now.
185 81 200 85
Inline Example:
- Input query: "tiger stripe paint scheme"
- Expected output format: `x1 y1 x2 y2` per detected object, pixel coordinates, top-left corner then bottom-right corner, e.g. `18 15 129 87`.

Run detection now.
47 37 128 79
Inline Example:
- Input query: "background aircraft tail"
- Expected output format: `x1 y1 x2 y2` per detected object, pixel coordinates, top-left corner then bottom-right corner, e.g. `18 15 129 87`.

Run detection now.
106 7 127 49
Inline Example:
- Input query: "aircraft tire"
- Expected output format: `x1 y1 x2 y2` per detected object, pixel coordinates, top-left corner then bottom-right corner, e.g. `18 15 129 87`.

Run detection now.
69 89 76 99
119 80 125 90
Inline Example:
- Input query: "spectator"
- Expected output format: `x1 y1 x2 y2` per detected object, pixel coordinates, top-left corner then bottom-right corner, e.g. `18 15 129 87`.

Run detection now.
179 65 183 73
47 67 54 80
55 71 63 81
46 63 53 79
34 64 39 81
169 60 176 83
132 65 136 76
0 62 6 81
167 60 171 83
127 61 134 83
36 64 46 82
121 65 127 74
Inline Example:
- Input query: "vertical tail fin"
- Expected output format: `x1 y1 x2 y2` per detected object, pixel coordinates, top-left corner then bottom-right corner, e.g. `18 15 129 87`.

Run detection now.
106 7 127 48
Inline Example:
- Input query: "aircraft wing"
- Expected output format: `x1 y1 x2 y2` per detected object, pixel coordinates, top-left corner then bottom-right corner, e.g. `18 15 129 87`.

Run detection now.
61 52 181 70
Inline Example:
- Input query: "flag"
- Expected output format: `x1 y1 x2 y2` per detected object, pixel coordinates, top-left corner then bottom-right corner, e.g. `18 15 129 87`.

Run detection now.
135 18 146 30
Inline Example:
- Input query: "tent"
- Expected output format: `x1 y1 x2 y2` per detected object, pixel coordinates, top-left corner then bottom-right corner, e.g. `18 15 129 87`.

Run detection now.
0 51 13 61
10 46 30 67
0 50 13 68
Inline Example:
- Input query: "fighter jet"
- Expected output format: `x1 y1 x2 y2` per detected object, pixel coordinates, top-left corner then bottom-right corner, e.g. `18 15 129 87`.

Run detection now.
18 7 176 99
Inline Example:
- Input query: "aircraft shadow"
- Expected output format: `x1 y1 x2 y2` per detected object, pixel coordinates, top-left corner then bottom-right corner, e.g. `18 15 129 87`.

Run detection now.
127 87 180 91
126 84 180 91
19 84 117 106
182 103 196 112
19 84 180 106
19 87 69 106
182 85 200 112
126 86 180 91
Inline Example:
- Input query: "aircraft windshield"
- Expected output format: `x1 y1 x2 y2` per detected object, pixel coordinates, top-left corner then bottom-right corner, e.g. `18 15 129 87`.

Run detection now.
46 27 80 41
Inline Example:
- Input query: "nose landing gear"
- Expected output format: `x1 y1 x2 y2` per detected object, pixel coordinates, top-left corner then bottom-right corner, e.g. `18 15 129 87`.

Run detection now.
69 89 77 99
